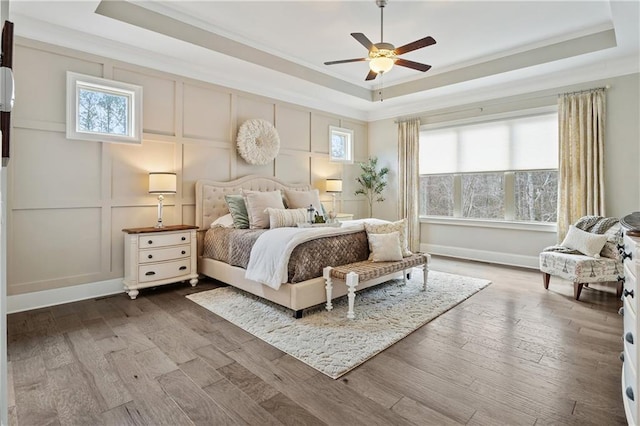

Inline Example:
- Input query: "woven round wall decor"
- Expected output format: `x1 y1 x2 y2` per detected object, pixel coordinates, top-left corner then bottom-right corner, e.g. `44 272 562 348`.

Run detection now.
236 119 280 165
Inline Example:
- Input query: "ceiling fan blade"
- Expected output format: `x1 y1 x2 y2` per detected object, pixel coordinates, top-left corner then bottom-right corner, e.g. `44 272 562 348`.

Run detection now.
365 70 378 81
395 58 432 72
351 33 378 52
394 36 436 55
324 58 367 65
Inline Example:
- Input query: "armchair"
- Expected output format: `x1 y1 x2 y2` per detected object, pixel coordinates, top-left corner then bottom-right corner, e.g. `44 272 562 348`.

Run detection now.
539 217 624 300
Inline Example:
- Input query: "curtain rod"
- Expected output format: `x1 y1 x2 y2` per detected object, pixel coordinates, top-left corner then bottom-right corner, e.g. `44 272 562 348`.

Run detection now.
560 85 610 96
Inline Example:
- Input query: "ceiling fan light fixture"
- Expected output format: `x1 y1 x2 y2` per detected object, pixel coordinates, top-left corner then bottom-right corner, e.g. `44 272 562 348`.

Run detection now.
369 56 394 74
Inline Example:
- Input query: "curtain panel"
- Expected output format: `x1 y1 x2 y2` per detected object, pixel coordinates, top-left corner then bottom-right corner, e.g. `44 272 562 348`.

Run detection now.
397 118 420 252
557 88 606 241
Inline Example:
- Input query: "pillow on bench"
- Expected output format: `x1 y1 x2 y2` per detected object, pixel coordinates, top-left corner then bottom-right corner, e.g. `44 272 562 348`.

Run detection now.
368 231 403 262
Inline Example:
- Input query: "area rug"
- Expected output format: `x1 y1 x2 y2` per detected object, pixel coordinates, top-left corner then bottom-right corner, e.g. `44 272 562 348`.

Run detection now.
186 269 490 379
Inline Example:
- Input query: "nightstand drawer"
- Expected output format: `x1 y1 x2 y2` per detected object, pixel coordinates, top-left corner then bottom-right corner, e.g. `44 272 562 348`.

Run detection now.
138 259 191 283
139 245 191 264
139 232 191 248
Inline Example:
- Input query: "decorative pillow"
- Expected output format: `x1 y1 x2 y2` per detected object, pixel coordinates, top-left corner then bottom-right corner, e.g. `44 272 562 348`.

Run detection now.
210 213 234 228
368 232 403 262
561 225 608 258
224 194 250 229
265 208 307 228
243 190 285 229
283 189 324 218
364 219 412 258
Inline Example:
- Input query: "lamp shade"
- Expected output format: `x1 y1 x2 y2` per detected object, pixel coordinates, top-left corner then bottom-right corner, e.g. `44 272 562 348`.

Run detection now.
148 172 177 194
326 179 343 193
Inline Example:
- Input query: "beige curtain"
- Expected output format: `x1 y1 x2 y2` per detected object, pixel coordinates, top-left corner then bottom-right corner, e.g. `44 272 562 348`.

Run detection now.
557 88 606 240
398 118 421 252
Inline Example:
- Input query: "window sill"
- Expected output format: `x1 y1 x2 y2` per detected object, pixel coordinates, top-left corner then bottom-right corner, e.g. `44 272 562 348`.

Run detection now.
419 216 557 233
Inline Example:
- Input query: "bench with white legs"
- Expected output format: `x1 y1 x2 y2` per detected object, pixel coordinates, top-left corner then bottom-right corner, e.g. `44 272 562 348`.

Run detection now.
323 253 431 319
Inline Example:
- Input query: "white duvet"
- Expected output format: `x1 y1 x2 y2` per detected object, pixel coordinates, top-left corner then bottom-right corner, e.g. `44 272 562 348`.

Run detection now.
244 222 369 289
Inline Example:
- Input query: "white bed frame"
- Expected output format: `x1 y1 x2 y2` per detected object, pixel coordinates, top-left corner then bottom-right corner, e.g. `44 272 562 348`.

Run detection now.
195 175 393 317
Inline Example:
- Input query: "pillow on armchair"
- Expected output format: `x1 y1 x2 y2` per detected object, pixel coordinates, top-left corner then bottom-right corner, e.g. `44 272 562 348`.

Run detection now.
560 225 608 258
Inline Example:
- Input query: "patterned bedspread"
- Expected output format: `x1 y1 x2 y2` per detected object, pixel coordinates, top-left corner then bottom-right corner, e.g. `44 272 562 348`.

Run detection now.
203 227 369 283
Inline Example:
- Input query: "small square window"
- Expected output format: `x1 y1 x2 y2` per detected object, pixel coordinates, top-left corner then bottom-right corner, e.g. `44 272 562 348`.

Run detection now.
329 126 354 163
66 72 142 144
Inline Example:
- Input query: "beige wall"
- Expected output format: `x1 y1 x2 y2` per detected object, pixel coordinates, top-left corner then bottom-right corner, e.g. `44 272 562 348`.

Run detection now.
370 73 640 268
7 38 369 296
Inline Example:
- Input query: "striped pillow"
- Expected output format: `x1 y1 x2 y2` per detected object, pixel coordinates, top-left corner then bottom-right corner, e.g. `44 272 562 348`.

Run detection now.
265 208 308 228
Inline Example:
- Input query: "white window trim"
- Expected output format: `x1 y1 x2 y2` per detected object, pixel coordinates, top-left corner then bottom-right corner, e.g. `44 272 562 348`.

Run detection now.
420 215 557 233
66 71 143 144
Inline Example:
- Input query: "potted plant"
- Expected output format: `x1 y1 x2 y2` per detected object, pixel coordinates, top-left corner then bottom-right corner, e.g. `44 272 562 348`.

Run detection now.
355 156 389 217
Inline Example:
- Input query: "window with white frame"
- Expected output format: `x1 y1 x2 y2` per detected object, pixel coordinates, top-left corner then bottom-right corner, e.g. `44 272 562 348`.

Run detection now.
419 112 558 222
66 72 143 144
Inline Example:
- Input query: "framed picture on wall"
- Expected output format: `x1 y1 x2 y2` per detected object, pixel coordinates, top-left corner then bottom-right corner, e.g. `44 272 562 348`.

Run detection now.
329 126 354 163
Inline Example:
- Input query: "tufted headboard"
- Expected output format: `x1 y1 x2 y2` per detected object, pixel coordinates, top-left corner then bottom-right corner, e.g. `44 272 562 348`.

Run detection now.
195 175 311 230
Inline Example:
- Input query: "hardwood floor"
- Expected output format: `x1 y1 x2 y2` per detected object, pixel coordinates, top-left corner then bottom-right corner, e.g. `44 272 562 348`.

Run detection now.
7 256 627 425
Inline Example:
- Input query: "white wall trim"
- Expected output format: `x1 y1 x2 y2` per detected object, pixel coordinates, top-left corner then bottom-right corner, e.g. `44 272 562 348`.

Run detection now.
7 278 124 314
423 243 539 270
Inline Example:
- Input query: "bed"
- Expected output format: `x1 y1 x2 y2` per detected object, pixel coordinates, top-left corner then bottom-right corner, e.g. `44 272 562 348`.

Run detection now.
195 175 398 317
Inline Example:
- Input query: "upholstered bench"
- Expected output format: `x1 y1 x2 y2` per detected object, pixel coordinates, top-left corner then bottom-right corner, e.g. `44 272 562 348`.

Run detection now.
323 253 431 319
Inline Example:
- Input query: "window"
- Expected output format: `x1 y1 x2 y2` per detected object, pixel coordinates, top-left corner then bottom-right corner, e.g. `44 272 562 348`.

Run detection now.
329 126 354 163
419 112 558 223
66 72 143 144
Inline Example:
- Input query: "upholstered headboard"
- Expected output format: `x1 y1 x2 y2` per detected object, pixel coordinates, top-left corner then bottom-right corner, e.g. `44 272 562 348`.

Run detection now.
195 175 311 230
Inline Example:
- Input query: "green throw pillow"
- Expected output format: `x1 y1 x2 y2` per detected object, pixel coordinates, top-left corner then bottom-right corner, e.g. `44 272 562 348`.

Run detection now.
224 194 249 229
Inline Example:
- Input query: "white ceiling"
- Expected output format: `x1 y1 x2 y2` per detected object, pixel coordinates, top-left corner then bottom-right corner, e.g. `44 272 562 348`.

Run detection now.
8 1 640 121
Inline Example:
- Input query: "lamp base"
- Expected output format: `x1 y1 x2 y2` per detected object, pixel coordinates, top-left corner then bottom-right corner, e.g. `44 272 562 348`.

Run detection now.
155 195 165 228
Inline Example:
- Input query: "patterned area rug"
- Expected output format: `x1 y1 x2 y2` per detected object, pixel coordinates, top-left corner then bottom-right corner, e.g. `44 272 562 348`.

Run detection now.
186 270 491 379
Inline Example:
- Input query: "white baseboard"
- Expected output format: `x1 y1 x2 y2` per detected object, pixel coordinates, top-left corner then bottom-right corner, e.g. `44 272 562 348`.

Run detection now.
6 245 539 314
421 243 539 270
7 278 124 314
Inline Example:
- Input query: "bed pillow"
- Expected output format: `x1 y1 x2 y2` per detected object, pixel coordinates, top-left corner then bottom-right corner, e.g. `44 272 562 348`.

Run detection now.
283 189 324 218
224 194 250 229
561 225 608 258
210 213 234 228
265 208 307 228
243 190 286 229
368 232 403 262
364 218 412 258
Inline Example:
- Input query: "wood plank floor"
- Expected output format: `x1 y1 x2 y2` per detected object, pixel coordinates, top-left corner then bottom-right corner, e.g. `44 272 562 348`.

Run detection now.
7 256 627 425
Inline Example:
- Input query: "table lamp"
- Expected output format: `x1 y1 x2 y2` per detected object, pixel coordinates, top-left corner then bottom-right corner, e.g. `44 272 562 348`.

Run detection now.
149 172 176 228
326 178 343 213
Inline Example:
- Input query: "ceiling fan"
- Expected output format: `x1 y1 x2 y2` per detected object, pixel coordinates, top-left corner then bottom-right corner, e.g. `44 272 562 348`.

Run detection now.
324 0 436 81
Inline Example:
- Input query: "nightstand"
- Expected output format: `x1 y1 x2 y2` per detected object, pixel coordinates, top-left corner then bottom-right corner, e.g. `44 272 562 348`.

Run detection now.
122 225 199 299
335 213 354 221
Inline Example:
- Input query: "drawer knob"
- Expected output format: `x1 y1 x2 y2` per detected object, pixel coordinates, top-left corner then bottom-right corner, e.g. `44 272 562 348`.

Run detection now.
622 251 633 261
148 254 153 259
148 240 153 245
626 386 635 402
179 266 187 271
626 332 635 345
145 271 155 276
181 250 186 255
181 236 186 241
618 275 626 284
618 243 625 253
619 307 625 316
624 289 635 298
620 351 625 362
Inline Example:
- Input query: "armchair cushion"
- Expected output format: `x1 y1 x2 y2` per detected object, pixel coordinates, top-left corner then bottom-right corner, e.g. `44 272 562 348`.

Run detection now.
539 251 622 283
